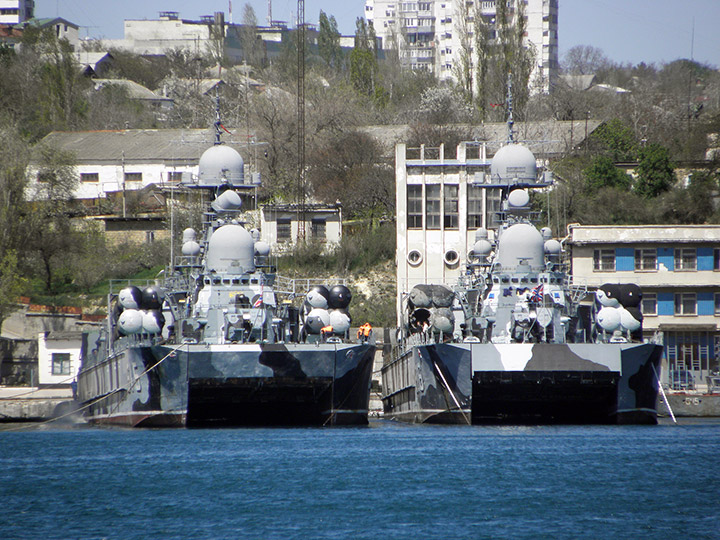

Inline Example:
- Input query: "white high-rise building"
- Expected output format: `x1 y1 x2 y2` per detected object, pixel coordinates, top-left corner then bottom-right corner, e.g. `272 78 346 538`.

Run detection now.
364 0 558 93
0 0 33 25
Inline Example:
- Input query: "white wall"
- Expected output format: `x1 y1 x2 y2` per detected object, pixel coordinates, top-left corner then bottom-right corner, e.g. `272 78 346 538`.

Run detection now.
37 332 81 386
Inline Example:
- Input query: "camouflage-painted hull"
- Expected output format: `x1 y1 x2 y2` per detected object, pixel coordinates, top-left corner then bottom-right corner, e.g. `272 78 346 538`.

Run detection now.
77 342 375 427
382 342 663 425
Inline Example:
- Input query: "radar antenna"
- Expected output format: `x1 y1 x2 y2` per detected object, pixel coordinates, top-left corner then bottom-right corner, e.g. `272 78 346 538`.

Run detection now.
213 86 223 145
506 73 515 144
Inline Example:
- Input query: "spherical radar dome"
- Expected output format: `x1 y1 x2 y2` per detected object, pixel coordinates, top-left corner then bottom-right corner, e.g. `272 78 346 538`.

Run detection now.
496 223 545 269
490 143 537 183
205 224 255 273
198 144 245 186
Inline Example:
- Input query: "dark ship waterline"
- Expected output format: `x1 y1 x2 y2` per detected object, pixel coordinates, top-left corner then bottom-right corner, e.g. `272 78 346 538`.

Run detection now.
77 132 375 427
382 112 662 425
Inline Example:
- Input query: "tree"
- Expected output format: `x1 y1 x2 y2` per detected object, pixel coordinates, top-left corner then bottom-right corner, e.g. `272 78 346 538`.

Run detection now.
0 251 27 330
349 18 379 98
589 118 638 161
318 11 342 71
471 0 535 121
308 130 393 220
635 143 675 198
26 144 81 293
238 4 266 68
32 28 90 132
583 155 631 192
562 45 612 75
453 0 474 103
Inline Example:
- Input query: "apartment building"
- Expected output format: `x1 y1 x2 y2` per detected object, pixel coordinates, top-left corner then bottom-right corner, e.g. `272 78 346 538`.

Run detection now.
0 0 33 25
365 0 558 93
569 225 720 390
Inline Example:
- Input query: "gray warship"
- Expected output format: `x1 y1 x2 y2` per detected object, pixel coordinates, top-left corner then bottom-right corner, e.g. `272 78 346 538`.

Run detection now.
76 118 375 427
382 110 662 425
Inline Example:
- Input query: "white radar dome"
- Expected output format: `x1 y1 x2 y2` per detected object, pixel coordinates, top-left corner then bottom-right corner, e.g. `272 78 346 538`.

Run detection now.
211 190 242 212
473 239 493 258
544 239 562 255
507 189 530 208
182 241 201 256
197 144 245 186
254 241 271 257
205 224 255 273
490 143 537 183
496 223 545 269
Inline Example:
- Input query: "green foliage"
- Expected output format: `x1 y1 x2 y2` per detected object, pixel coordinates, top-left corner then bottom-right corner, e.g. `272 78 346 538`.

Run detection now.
635 143 675 198
470 0 535 121
318 11 343 70
276 224 395 274
349 48 376 97
589 118 638 161
349 18 378 97
0 251 27 327
335 224 396 273
583 155 631 192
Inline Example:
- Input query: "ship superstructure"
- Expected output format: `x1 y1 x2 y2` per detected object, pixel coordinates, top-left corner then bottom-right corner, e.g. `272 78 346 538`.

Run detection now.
382 106 662 424
76 114 375 427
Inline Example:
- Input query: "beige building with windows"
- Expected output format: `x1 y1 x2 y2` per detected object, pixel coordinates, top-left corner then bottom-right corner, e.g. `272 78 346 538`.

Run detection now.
569 225 720 391
260 203 343 254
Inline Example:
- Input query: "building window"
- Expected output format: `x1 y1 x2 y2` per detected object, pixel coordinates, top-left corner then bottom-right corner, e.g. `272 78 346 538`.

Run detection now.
146 231 155 244
443 185 458 229
407 185 423 229
425 184 441 230
80 172 99 183
675 248 696 271
593 249 615 272
715 293 720 316
124 172 143 182
311 218 326 239
167 171 183 182
51 353 71 376
277 218 291 242
467 185 483 229
674 293 697 316
714 248 720 271
635 248 656 271
641 293 657 316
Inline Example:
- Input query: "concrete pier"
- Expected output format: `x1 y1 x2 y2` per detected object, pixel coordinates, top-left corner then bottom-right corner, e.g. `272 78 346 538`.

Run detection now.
0 387 77 422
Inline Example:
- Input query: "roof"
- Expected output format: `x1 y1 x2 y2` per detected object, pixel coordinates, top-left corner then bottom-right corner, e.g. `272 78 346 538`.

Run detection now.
74 51 112 66
33 129 245 164
363 119 603 157
569 224 720 245
17 17 79 30
93 79 171 102
559 74 597 91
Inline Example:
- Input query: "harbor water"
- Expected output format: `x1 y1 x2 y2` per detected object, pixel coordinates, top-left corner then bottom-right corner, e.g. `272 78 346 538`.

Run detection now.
1 420 718 539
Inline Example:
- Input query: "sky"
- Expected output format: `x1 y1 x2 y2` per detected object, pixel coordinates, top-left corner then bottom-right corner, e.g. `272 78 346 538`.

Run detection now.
36 0 720 67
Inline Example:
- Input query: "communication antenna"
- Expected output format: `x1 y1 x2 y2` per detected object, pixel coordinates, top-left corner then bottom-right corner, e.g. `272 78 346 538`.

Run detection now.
506 73 515 144
268 0 272 26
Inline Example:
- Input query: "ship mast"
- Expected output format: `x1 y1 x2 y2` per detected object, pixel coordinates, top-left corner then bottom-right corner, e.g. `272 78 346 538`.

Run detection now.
506 73 514 144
